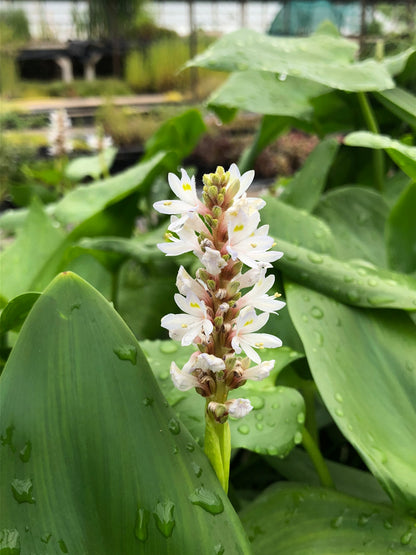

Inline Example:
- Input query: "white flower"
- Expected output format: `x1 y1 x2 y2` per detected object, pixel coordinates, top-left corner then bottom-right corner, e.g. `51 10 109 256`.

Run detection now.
226 398 253 418
170 359 199 391
242 359 275 381
161 292 213 346
226 208 283 269
153 169 201 231
195 353 225 373
176 266 206 298
201 247 227 275
228 163 255 200
239 270 286 313
48 109 72 156
157 213 204 257
86 133 113 151
231 307 282 363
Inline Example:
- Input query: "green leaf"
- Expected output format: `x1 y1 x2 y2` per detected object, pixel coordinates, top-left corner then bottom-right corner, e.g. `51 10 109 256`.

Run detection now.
382 47 416 77
141 340 305 456
386 181 416 274
65 147 118 181
374 88 416 130
344 131 416 180
285 282 416 510
188 29 394 92
274 237 416 311
0 273 251 554
0 292 40 334
279 138 339 212
208 71 328 119
314 187 389 267
0 199 64 301
240 483 416 554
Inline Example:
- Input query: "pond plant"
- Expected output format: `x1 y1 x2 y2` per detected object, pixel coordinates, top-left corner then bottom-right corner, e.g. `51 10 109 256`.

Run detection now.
0 27 416 554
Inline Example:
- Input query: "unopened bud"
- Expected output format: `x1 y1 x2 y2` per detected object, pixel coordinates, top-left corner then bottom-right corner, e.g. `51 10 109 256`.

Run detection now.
228 281 240 295
233 292 242 301
225 355 237 371
202 191 210 205
207 279 216 290
196 268 209 281
212 205 222 218
203 174 213 187
208 186 217 200
214 316 224 328
207 401 228 423
217 193 224 205
222 254 230 262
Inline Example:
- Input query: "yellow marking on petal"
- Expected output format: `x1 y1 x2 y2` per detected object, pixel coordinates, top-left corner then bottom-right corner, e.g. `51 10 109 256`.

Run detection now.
250 243 257 248
234 224 244 232
190 302 200 309
181 323 188 328
274 292 282 298
255 342 264 348
243 319 253 327
272 242 277 247
163 201 172 206
182 183 192 191
230 211 238 217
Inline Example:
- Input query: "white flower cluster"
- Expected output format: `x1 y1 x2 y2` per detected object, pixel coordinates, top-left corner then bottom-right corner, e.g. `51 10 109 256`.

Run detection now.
154 165 285 422
86 127 113 152
48 109 73 157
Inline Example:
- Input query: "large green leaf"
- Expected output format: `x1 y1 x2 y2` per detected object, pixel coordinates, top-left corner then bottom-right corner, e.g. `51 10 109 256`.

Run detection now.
285 282 416 510
141 340 305 457
274 237 416 311
386 181 416 275
279 138 339 212
188 29 394 92
344 131 416 180
374 88 416 129
240 483 416 554
208 71 328 119
0 273 251 554
314 187 389 267
65 147 118 181
0 292 40 334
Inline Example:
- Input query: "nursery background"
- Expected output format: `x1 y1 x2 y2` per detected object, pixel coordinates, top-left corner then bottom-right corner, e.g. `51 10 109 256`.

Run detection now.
1 0 416 553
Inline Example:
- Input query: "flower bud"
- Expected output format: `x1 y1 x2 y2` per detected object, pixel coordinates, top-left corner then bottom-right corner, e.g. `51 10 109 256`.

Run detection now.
214 316 224 328
212 205 222 218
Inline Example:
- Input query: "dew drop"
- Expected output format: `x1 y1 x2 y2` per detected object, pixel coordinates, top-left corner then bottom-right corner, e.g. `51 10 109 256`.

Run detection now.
297 412 305 424
331 514 343 529
256 423 264 431
11 478 35 504
302 294 310 302
0 529 20 554
367 295 394 306
214 544 225 555
310 306 323 319
160 371 169 380
357 513 371 527
58 539 68 553
172 445 179 455
41 533 52 544
347 291 360 303
334 393 343 403
400 530 412 545
191 461 203 477
250 396 264 410
285 252 298 262
255 412 264 421
153 501 175 538
335 408 344 417
237 425 250 435
301 314 309 323
383 519 393 529
160 342 178 354
70 303 80 312
294 431 303 444
307 253 323 264
186 442 195 452
343 275 354 283
135 507 150 542
1 425 15 451
405 360 415 372
271 402 280 409
143 397 154 407
367 278 378 287
357 268 367 277
189 487 224 515
314 330 324 346
168 418 180 435
19 441 32 463
113 345 137 365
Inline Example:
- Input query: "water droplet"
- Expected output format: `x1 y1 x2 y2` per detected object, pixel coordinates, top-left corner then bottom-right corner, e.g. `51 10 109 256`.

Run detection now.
294 431 303 444
271 402 280 409
191 461 203 477
71 303 80 312
383 519 393 529
256 423 264 431
307 253 323 264
357 268 367 276
41 533 52 544
285 252 298 262
367 278 378 287
153 501 175 537
0 529 20 554
214 544 225 555
335 408 344 417
11 478 35 504
357 513 371 526
386 279 397 287
160 342 178 354
301 314 309 323
160 371 169 380
168 418 180 435
0 425 15 451
186 442 195 452
347 291 360 303
297 412 305 424
58 539 68 553
172 445 179 455
237 425 250 435
135 507 150 542
314 330 324 346
19 441 32 463
400 529 412 545
367 295 394 306
113 345 137 365
250 396 264 410
255 412 264 421
334 393 343 403
302 294 310 302
310 306 323 319
331 514 344 529
143 397 154 407
24 527 29 533
347 423 353 431
189 487 224 515
405 360 415 372
343 275 354 283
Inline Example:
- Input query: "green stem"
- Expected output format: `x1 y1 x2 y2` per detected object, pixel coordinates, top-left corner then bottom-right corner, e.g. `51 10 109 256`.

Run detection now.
302 382 318 445
357 91 384 192
204 407 231 493
302 427 334 489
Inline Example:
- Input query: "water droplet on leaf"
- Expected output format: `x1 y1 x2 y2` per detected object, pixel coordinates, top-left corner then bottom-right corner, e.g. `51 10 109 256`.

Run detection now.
400 530 412 545
297 412 305 424
214 544 225 555
237 425 249 435
335 393 343 403
189 487 224 515
113 345 137 365
58 539 68 553
19 441 32 463
160 342 178 354
41 533 52 544
307 253 323 264
191 461 202 477
367 295 394 306
310 306 323 319
186 442 195 452
335 408 344 417
153 501 175 538
143 397 154 407
168 418 180 435
250 396 264 410
294 431 303 444
256 423 264 431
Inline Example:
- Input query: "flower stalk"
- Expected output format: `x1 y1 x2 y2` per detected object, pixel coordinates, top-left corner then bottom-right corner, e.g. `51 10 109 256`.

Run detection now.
154 164 285 492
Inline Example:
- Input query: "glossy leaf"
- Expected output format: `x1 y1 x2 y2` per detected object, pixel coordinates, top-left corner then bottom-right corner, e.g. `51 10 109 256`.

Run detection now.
279 138 339 212
344 131 416 180
314 187 389 267
285 282 416 510
0 273 251 554
0 292 40 334
65 147 118 181
240 483 416 554
386 181 416 274
188 29 394 92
